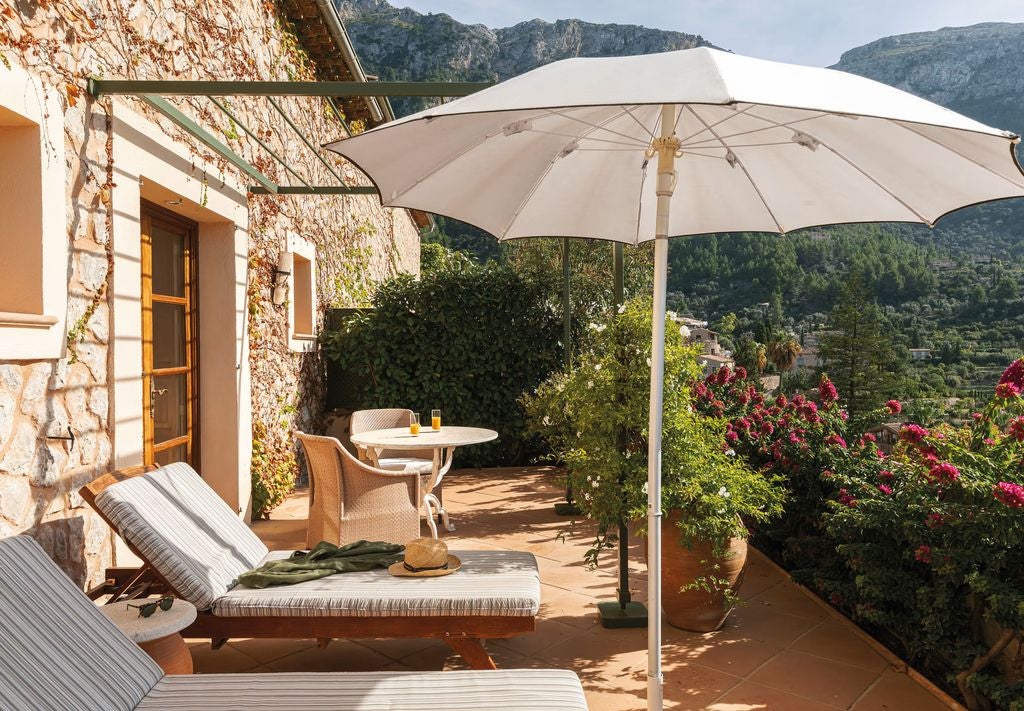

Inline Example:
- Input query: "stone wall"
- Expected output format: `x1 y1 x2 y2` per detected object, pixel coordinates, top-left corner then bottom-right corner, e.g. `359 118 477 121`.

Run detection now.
0 0 420 587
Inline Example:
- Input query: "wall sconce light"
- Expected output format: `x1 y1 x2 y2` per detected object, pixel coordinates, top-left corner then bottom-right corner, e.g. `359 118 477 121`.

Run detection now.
272 251 293 306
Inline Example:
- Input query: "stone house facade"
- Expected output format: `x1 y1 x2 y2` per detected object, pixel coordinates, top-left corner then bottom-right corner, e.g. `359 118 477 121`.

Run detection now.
0 0 421 588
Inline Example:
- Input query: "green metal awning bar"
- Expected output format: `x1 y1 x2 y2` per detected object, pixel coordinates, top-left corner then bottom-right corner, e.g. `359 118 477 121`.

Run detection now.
88 80 491 98
90 79 489 195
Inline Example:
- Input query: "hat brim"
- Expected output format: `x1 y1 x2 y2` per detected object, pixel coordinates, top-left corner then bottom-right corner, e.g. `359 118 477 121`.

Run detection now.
388 554 462 577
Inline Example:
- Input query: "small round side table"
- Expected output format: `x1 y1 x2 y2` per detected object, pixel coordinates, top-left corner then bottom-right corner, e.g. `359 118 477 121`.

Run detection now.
103 598 197 674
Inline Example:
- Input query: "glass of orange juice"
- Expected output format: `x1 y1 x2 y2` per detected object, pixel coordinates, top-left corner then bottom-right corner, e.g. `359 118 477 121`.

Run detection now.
431 409 442 431
409 412 421 435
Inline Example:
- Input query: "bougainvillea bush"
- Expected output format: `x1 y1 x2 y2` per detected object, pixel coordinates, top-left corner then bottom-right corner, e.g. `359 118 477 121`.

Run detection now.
824 358 1024 709
698 359 1024 709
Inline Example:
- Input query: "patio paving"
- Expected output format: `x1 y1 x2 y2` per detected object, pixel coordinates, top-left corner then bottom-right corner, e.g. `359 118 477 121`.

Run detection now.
189 466 958 710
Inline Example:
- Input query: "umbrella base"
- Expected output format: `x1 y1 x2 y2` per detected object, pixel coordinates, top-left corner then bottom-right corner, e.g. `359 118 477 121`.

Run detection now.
598 601 648 628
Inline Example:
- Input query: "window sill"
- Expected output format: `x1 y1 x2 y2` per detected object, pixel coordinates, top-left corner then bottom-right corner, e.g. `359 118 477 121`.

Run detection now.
0 311 58 329
291 332 316 341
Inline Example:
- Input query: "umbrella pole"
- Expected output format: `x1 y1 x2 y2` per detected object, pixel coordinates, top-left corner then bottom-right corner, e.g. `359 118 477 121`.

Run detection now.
647 103 680 711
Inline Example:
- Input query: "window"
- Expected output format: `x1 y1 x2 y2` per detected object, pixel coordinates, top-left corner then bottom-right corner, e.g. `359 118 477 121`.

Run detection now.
0 63 67 359
287 234 317 351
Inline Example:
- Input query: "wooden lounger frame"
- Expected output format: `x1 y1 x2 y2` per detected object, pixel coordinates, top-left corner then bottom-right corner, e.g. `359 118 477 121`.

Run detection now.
81 466 534 670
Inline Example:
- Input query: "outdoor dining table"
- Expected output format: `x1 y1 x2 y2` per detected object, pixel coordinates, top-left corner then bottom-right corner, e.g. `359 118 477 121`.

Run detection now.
349 426 498 538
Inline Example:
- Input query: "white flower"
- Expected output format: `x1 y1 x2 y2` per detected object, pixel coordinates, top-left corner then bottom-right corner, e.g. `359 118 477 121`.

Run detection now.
718 486 731 498
679 325 691 339
594 363 602 371
576 431 582 439
591 480 599 489
588 322 606 332
646 358 652 367
642 482 649 495
542 415 551 427
617 304 626 314
725 448 736 456
587 380 594 389
624 450 632 459
586 475 593 482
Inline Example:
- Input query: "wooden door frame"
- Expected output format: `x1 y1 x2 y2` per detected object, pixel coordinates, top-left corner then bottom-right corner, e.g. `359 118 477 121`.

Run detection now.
140 200 200 468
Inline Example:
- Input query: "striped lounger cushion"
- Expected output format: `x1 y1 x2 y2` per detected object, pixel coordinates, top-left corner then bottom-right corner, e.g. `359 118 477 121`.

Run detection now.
212 550 540 617
135 670 588 710
0 536 163 711
94 462 269 610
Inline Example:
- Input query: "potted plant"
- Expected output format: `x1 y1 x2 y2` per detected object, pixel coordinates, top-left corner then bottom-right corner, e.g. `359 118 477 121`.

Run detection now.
525 300 784 631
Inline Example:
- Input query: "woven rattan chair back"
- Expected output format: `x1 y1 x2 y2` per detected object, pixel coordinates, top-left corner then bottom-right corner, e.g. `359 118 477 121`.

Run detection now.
296 431 421 547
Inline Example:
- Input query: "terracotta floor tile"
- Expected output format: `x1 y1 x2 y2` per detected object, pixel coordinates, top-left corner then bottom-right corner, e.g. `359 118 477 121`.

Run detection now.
663 605 819 650
539 585 603 629
582 679 646 711
492 615 589 658
790 622 890 672
666 632 787 678
748 649 880 708
262 639 392 672
708 679 844 710
850 670 953 710
746 581 833 623
662 662 744 710
352 637 440 663
189 642 265 673
226 637 317 664
737 550 787 601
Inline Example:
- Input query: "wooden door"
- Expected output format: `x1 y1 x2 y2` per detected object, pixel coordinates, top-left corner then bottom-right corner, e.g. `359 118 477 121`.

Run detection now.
141 202 199 467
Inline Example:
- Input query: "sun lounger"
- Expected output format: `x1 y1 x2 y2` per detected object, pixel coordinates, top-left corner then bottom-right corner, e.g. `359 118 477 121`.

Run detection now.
80 463 539 669
0 535 588 711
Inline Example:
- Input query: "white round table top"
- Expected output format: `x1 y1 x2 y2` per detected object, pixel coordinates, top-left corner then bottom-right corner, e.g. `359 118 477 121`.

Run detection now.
350 426 498 451
101 598 197 642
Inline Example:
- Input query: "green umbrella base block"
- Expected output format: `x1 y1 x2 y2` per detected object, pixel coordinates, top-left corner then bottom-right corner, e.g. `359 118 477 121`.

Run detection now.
598 601 648 628
554 502 582 516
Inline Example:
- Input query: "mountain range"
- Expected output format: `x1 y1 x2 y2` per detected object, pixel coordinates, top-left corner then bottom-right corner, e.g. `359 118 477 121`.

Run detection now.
338 1 1024 259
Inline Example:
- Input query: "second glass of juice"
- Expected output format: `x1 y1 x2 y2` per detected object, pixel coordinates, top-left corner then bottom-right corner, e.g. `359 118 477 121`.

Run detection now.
409 412 421 435
431 409 442 431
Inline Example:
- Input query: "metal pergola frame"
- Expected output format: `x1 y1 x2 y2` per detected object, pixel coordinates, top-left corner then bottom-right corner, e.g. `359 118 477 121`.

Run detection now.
88 79 489 196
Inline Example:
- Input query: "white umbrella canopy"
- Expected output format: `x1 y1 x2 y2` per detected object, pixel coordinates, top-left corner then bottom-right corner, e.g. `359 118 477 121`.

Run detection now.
328 47 1023 243
325 46 1024 711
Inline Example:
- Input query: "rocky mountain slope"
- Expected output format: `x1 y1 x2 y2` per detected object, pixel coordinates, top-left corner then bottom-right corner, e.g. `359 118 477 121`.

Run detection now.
336 0 714 114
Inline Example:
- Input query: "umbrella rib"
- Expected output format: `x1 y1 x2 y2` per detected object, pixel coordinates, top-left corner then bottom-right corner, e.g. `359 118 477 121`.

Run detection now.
499 108 642 239
684 105 786 233
681 111 831 147
622 106 657 140
634 157 651 245
526 128 646 148
380 130 496 205
898 122 1024 189
678 105 756 144
543 106 650 146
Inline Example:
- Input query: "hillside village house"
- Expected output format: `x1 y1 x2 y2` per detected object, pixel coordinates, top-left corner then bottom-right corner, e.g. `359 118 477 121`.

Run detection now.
0 1 421 587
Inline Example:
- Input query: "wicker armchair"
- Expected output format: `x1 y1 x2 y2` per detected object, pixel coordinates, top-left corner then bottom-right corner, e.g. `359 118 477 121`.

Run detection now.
295 432 422 547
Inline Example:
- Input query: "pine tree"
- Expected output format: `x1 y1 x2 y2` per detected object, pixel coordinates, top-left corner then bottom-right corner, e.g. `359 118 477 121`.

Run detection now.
819 271 901 420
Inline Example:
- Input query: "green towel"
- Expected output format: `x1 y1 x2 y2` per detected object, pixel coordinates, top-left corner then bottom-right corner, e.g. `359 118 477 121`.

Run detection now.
237 540 405 589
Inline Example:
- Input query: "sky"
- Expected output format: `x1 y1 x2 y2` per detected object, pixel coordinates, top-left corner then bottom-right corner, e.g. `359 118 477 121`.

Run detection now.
391 0 1024 66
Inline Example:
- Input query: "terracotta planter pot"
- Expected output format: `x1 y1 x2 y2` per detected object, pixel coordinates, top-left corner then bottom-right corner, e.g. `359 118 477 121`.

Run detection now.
656 510 748 632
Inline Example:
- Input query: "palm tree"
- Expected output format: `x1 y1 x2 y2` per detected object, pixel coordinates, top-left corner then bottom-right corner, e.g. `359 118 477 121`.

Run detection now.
767 336 802 388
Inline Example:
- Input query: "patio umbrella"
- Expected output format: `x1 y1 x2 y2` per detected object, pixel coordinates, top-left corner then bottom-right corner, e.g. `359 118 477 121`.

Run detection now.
325 47 1024 709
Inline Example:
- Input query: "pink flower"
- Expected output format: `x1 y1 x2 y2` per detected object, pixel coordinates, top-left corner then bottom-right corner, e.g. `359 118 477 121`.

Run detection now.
792 394 806 406
734 366 747 380
878 484 893 495
900 424 929 443
876 449 887 459
862 432 877 443
761 422 774 436
738 392 750 405
789 432 803 444
826 434 848 449
993 481 1024 508
886 399 902 414
725 429 739 443
927 462 960 483
983 438 996 446
998 357 1024 390
776 394 788 407
995 382 1021 399
838 488 856 507
925 513 944 529
1008 416 1024 442
879 469 894 481
914 545 932 564
972 412 983 421
818 377 838 403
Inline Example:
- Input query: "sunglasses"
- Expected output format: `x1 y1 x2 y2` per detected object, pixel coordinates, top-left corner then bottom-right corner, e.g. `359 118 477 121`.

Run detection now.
127 596 174 618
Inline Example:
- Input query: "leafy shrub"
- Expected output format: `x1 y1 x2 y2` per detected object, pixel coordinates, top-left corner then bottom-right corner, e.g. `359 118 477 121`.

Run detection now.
321 263 562 467
524 300 784 597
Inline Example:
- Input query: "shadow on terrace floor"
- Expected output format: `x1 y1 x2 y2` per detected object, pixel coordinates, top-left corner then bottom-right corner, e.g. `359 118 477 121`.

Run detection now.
189 466 956 711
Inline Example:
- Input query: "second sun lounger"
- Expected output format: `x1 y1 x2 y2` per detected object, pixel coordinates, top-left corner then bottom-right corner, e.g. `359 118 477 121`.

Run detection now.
81 462 540 669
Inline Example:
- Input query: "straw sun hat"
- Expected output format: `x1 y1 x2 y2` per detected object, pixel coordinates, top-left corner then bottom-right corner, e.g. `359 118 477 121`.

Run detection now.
388 537 461 577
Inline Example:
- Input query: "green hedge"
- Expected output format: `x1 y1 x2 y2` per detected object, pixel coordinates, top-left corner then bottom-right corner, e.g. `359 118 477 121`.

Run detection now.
321 264 562 467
